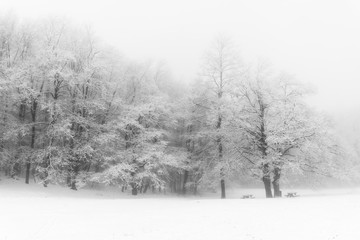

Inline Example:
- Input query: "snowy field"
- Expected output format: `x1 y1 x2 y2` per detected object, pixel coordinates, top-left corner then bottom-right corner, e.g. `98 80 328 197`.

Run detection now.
1 179 360 240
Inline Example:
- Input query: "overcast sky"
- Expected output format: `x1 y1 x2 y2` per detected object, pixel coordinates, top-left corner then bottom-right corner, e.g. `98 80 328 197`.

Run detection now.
2 0 360 115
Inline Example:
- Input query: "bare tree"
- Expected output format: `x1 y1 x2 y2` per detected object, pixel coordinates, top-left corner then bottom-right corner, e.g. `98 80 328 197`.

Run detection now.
201 36 242 198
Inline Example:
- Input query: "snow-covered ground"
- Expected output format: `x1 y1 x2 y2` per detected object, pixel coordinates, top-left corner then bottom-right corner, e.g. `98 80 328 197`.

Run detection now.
1 179 360 240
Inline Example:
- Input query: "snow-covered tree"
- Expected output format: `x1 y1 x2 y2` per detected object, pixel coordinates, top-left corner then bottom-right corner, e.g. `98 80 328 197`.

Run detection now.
230 63 344 197
191 37 244 198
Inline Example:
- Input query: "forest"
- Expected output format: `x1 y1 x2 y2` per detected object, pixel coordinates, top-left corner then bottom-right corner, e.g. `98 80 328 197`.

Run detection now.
0 14 359 199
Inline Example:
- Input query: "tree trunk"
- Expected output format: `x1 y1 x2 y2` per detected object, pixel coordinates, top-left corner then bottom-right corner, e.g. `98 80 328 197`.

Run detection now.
70 166 79 190
70 175 77 190
272 167 281 198
218 123 226 199
219 142 226 199
257 94 273 198
25 162 31 184
221 179 226 199
43 178 49 187
25 124 36 184
132 188 138 195
42 155 50 187
182 170 189 195
143 184 149 193
262 163 273 198
263 175 273 198
131 185 138 195
19 101 26 183
263 176 273 198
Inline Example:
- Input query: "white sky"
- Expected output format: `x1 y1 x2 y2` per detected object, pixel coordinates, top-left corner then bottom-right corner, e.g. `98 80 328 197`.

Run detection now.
1 0 360 115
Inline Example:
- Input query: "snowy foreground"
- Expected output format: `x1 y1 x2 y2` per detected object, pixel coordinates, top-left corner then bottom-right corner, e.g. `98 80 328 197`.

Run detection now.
1 179 360 240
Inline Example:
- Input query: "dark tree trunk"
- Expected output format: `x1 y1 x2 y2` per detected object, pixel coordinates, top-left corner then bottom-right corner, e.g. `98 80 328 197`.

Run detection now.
131 185 138 195
218 117 226 199
17 103 25 180
221 179 226 199
272 167 281 198
256 93 273 198
143 184 149 193
25 162 31 184
263 175 273 198
182 170 189 195
262 163 273 198
132 188 138 195
70 180 77 190
25 124 36 184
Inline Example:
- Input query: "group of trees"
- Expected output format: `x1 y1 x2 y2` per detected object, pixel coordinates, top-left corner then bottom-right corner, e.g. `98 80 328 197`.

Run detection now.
0 15 357 198
180 38 355 198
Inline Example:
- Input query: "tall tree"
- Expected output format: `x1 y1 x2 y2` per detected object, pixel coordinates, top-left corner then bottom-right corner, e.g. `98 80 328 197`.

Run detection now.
199 37 243 198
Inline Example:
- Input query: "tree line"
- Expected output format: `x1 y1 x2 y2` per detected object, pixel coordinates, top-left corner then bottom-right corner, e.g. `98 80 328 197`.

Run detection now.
0 15 357 198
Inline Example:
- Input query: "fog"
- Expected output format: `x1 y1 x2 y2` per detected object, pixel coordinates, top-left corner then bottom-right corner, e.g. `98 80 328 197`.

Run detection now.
3 0 360 114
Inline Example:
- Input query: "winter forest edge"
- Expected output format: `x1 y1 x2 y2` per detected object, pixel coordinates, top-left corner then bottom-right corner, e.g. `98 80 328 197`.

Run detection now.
0 14 359 199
